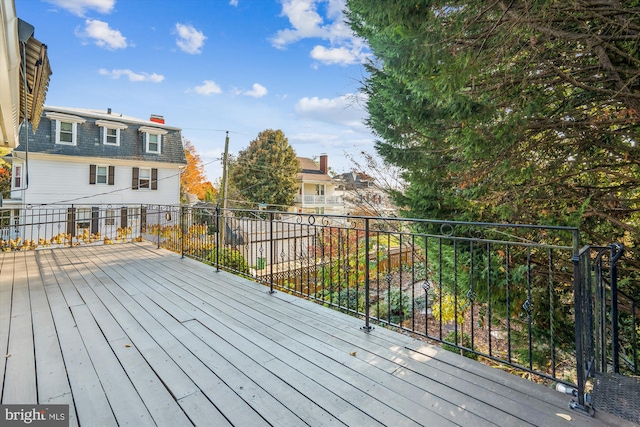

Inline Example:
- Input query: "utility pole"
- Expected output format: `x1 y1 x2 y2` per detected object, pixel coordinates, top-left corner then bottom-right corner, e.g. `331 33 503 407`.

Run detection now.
219 131 230 245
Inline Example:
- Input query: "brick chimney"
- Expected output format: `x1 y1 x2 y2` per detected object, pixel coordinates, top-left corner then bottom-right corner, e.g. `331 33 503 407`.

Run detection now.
150 114 165 124
319 154 328 175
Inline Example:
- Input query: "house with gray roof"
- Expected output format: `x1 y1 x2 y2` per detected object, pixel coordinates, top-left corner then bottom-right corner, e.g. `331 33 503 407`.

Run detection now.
2 106 186 240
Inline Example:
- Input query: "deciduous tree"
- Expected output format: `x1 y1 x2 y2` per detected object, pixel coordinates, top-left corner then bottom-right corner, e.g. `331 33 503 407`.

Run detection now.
0 148 11 199
181 139 217 202
229 129 300 210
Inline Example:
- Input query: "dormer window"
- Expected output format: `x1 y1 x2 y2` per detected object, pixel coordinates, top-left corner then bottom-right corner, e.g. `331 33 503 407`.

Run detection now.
96 120 128 146
148 133 160 153
138 126 168 154
45 112 86 146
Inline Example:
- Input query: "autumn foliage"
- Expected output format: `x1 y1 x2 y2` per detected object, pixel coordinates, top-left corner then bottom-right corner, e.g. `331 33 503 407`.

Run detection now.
181 139 217 202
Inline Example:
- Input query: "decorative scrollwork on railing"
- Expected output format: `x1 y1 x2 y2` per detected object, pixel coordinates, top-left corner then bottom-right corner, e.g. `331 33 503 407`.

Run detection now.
321 216 331 226
467 227 485 240
385 272 393 286
522 299 533 315
466 289 476 302
440 223 454 237
421 280 431 293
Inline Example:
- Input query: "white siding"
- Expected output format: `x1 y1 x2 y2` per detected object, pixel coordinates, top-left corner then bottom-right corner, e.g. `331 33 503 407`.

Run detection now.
14 156 181 206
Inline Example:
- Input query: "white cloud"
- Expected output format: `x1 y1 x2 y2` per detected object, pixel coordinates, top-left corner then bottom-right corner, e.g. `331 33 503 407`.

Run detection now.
229 0 239 6
270 0 326 48
295 93 368 128
175 23 207 54
77 19 127 50
311 46 359 65
43 0 115 16
194 80 222 95
98 68 164 83
270 0 369 66
243 83 268 98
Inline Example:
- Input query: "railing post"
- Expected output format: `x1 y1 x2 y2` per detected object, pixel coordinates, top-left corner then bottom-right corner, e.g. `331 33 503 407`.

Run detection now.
215 205 220 272
609 243 624 373
269 211 275 294
362 217 372 332
570 231 593 416
180 205 185 259
157 206 160 249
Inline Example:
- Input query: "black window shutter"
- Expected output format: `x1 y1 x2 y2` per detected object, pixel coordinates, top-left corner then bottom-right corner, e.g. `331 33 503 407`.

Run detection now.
141 206 147 231
108 166 115 185
91 207 99 234
67 208 76 237
132 167 139 190
121 207 128 228
151 168 158 190
89 164 96 184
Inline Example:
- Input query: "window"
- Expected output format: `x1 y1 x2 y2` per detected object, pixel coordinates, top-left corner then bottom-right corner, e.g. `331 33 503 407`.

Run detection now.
315 184 325 196
76 208 91 230
13 165 21 188
59 121 74 143
96 166 108 184
105 209 116 226
132 167 158 190
139 168 151 189
138 126 168 154
45 112 85 146
96 120 127 146
89 165 114 185
147 134 159 153
106 128 118 145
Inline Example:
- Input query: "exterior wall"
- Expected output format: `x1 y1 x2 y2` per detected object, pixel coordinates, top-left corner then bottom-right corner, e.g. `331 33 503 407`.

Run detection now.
7 107 185 208
294 181 343 214
9 154 181 206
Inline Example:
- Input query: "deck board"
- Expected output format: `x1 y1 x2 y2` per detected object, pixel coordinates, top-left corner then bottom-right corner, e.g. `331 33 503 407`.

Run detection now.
3 252 37 404
1 243 635 427
0 252 13 397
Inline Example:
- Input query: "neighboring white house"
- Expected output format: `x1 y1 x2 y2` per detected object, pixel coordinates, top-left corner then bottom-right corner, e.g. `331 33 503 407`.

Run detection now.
334 171 397 216
293 155 343 215
2 106 186 241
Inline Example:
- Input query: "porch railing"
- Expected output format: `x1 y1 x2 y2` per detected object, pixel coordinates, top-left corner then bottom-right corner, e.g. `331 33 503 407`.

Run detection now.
156 206 588 387
573 244 638 416
3 203 636 418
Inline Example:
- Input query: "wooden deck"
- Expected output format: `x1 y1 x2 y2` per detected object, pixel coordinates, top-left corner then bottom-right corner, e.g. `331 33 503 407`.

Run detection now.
0 243 633 427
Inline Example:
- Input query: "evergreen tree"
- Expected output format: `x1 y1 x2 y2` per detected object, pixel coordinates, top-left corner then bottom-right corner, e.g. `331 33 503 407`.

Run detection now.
346 0 639 276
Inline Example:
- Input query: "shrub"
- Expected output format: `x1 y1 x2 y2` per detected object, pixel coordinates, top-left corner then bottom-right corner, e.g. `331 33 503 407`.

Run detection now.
206 247 250 274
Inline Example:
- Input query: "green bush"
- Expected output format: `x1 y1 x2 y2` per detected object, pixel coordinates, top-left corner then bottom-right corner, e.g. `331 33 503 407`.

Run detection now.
206 247 250 274
372 288 411 324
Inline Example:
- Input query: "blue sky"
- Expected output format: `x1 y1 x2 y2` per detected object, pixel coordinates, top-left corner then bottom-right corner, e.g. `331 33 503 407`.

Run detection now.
16 0 373 181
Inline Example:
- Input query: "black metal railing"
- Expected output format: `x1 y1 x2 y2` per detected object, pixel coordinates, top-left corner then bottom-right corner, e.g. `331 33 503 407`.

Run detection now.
153 205 586 388
4 203 635 415
0 204 167 249
573 244 638 414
